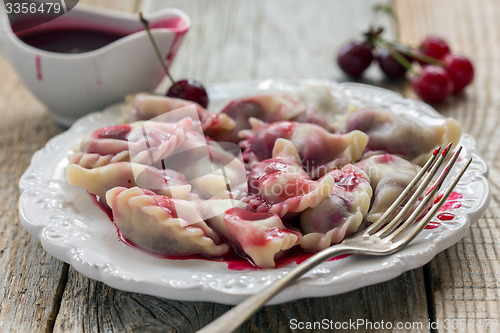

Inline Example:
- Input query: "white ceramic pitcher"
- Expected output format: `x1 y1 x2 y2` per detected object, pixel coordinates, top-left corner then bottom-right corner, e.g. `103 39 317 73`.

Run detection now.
0 5 190 126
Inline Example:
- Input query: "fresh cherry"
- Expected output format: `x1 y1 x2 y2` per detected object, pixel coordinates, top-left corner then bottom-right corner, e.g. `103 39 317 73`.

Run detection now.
378 48 412 79
337 40 374 78
139 12 210 108
167 79 209 108
442 53 474 94
419 35 451 60
412 65 454 104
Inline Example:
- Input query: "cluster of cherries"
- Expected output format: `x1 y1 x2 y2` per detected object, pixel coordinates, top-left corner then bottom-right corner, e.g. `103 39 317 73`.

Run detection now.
143 10 474 108
337 29 474 104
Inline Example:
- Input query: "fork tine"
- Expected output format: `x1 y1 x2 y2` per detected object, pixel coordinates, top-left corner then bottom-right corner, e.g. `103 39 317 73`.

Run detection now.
370 143 453 238
363 146 442 236
391 157 472 247
386 147 466 242
374 143 455 238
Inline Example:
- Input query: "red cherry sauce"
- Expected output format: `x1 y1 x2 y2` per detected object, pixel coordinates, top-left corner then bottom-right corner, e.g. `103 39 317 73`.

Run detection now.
426 191 462 229
437 191 463 210
18 28 127 53
12 16 188 80
88 192 350 271
328 166 367 192
35 55 42 80
93 124 132 140
14 16 187 53
89 191 114 221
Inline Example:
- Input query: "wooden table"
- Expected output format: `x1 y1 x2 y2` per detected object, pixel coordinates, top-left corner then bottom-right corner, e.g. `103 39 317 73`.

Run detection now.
1 0 498 332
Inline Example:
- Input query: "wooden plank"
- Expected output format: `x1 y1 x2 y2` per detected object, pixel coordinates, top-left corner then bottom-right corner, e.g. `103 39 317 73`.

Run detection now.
0 55 65 332
142 0 396 87
394 0 500 332
54 265 430 332
52 1 432 332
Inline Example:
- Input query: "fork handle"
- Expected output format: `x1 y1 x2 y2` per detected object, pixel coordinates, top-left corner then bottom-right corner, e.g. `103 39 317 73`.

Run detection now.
197 245 351 333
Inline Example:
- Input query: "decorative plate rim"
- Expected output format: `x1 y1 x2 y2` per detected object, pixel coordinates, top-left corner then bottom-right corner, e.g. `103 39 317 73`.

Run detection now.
18 79 491 305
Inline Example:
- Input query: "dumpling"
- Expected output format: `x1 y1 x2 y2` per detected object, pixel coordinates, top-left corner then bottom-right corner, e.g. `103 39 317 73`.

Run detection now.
240 119 368 178
67 124 132 168
123 92 235 135
66 162 191 202
246 138 335 217
289 107 330 129
212 93 328 143
105 187 229 257
355 154 421 222
345 107 461 165
68 118 192 168
199 199 300 268
299 164 372 251
293 84 346 129
160 131 247 199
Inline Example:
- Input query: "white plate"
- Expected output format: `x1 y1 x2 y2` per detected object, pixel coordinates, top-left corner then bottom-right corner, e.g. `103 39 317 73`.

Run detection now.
18 80 490 305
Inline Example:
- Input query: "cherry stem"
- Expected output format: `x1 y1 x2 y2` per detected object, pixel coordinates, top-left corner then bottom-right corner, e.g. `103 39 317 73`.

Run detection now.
383 39 445 66
373 37 416 75
139 12 176 85
371 4 400 41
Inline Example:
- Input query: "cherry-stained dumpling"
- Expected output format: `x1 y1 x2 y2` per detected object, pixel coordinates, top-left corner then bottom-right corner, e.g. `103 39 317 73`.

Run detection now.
68 118 192 168
67 124 132 168
66 162 191 202
299 164 372 251
106 187 229 257
200 199 300 268
246 138 335 217
160 131 247 200
240 119 368 178
123 92 235 136
212 93 327 143
345 107 461 165
355 154 421 223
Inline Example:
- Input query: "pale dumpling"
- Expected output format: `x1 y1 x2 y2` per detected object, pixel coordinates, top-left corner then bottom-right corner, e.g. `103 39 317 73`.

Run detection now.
213 93 329 143
123 92 235 136
345 107 461 165
299 164 372 251
106 187 229 257
66 162 191 202
200 199 300 268
355 154 421 223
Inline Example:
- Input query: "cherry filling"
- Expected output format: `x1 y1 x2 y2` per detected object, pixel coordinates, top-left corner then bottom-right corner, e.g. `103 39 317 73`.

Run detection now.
151 194 180 218
327 166 366 192
224 208 298 247
245 121 296 161
85 124 133 155
221 100 266 123
93 124 132 140
247 159 314 202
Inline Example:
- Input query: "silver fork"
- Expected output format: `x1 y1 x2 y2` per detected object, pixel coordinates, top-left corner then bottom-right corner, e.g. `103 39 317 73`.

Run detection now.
197 143 471 333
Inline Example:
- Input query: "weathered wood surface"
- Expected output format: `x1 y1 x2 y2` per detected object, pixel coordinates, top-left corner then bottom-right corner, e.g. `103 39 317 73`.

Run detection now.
395 1 500 332
0 16 63 333
0 0 497 332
